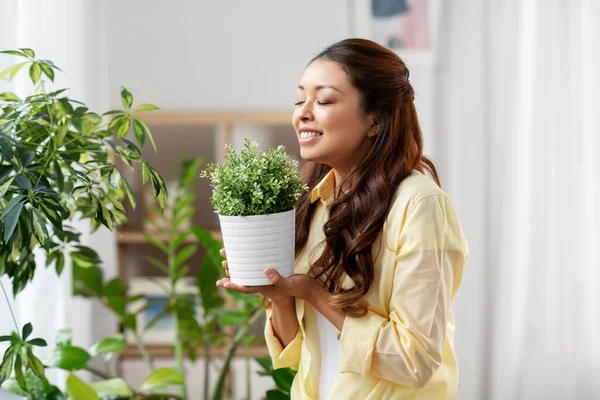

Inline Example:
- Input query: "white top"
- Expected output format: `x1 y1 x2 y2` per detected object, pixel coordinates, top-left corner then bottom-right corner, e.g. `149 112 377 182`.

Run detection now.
317 310 340 399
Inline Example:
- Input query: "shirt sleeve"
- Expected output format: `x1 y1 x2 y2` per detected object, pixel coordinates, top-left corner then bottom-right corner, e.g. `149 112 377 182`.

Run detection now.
264 306 304 370
338 194 468 387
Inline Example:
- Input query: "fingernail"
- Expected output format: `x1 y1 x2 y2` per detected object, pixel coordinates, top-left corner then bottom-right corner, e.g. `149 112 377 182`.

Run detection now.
265 269 274 277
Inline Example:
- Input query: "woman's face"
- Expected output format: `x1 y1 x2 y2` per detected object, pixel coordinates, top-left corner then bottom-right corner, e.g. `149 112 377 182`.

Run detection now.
292 59 378 177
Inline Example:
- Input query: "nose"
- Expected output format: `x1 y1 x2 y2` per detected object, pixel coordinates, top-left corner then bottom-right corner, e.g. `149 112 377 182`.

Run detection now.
298 102 314 122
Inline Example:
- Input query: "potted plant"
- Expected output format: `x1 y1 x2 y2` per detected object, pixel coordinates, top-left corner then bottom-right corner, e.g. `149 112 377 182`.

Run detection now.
201 138 306 286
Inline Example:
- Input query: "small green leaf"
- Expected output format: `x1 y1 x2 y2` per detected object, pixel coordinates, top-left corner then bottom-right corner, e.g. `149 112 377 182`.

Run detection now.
0 62 28 81
109 168 121 189
116 117 131 138
216 310 246 326
48 345 91 371
103 109 124 116
173 244 197 269
19 48 35 58
29 63 42 84
90 378 133 397
2 196 25 242
55 252 65 275
0 346 15 387
0 50 28 57
89 335 126 357
27 348 45 379
133 119 156 152
143 233 168 253
0 92 19 101
0 176 15 197
66 372 100 400
122 177 137 210
13 353 26 390
132 119 146 148
120 86 133 109
141 162 150 184
32 208 50 250
272 368 295 392
139 367 184 391
27 338 48 347
134 104 159 112
22 322 33 340
0 335 17 343
39 62 54 81
21 151 35 166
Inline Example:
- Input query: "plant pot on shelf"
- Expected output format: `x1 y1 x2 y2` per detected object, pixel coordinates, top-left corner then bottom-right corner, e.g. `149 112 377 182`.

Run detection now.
219 209 295 286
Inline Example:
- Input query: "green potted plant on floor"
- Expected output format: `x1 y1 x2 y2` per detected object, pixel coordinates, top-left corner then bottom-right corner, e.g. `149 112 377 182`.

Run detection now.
201 138 306 286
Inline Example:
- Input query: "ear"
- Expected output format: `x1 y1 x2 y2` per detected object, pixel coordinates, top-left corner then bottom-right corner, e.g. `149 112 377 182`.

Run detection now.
366 115 380 137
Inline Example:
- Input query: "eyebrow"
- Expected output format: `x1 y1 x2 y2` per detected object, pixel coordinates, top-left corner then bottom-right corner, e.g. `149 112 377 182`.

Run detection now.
297 84 343 94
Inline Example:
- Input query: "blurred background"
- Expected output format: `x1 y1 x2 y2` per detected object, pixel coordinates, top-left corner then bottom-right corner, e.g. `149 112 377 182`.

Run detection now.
1 0 599 399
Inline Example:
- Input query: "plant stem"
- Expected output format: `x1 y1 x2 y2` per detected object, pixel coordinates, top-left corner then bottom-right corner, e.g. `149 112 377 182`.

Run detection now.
0 280 19 333
168 231 188 399
134 331 156 371
212 307 265 400
84 365 113 380
246 341 252 400
204 340 210 400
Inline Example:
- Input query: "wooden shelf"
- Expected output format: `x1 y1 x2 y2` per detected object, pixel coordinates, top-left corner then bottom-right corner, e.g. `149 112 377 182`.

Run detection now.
134 111 292 126
116 230 222 244
120 343 269 359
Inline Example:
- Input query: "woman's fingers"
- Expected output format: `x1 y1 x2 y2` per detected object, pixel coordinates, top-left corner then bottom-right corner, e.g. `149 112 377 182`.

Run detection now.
216 278 260 294
221 260 229 277
219 248 226 257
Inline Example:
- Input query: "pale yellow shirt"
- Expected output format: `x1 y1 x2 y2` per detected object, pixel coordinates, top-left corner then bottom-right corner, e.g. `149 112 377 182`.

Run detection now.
264 170 469 400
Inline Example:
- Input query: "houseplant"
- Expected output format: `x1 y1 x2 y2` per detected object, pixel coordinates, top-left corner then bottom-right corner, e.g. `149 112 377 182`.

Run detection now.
201 138 306 286
0 48 177 398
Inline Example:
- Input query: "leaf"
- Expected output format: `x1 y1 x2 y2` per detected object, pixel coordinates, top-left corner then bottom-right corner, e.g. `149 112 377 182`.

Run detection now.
120 87 133 109
13 353 26 390
0 92 19 101
89 335 126 357
109 168 121 189
27 348 45 379
132 119 146 148
21 151 35 166
19 48 35 58
22 322 33 340
55 252 65 275
272 368 295 392
141 162 150 184
0 336 17 343
1 195 25 242
102 109 124 116
216 310 246 326
266 390 289 400
66 372 100 400
146 256 169 274
122 177 137 210
29 63 42 84
0 62 28 81
3 377 28 396
14 175 32 190
39 62 55 81
32 208 50 250
0 346 15 387
254 356 273 372
90 378 133 397
0 50 28 57
0 176 15 197
27 338 48 347
116 117 131 138
139 367 184 391
173 244 197 269
143 233 168 253
48 345 91 371
134 104 159 112
133 118 156 152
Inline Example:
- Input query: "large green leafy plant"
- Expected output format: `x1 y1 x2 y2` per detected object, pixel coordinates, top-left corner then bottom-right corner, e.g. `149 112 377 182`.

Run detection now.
201 138 306 216
0 48 171 398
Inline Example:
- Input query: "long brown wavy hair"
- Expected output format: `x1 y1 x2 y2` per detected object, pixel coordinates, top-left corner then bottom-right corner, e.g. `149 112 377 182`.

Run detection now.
295 39 440 317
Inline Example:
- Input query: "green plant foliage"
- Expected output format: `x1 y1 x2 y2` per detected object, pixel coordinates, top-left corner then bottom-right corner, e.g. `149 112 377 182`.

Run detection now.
201 138 306 216
0 49 166 296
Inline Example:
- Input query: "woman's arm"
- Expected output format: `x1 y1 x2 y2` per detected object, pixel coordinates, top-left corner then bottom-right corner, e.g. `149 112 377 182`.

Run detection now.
270 296 299 347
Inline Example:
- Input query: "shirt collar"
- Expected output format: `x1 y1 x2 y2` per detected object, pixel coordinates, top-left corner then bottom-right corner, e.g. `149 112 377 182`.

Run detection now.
310 170 336 205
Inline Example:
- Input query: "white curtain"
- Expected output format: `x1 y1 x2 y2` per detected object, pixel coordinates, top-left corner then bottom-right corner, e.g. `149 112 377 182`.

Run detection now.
436 1 600 399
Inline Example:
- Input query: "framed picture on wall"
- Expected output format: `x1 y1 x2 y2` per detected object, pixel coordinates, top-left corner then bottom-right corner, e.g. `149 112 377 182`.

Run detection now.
350 0 443 66
125 277 201 345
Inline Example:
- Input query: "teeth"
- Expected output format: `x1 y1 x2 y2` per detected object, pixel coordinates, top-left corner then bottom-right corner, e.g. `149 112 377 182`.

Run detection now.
300 131 322 139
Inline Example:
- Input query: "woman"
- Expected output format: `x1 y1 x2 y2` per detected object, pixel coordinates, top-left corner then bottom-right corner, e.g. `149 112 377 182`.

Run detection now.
216 38 468 400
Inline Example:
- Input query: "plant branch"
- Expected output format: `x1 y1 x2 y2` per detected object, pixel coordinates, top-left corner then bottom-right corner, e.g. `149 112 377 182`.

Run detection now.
0 279 19 333
212 307 265 400
84 364 113 380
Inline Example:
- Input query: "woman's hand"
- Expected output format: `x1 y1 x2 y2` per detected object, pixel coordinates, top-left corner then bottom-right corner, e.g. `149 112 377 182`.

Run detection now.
216 248 325 303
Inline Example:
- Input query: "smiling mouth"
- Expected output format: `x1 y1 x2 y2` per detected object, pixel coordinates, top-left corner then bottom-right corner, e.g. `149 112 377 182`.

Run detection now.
299 131 323 139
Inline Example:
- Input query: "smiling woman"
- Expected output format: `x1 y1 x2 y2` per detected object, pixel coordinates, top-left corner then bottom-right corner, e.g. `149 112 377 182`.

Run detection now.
217 38 469 400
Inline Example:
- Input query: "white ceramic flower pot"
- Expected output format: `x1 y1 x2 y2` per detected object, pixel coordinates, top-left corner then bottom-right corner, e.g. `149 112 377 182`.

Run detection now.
218 209 295 286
